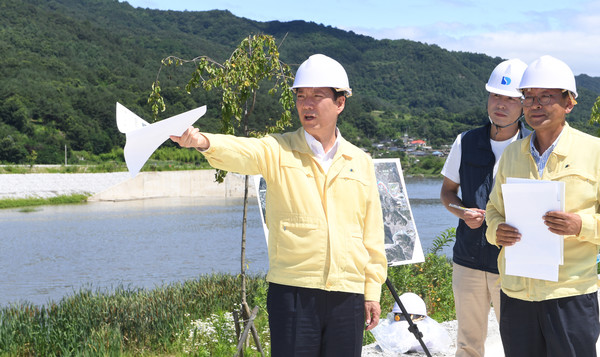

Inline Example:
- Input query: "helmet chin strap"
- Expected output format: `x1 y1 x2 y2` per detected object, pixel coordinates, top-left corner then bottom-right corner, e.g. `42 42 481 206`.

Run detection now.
488 114 523 137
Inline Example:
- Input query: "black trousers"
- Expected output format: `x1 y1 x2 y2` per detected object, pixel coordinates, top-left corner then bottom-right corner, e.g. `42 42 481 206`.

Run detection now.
500 290 600 357
267 283 365 357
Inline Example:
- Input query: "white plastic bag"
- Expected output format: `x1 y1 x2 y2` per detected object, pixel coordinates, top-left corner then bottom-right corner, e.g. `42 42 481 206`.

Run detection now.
371 313 452 354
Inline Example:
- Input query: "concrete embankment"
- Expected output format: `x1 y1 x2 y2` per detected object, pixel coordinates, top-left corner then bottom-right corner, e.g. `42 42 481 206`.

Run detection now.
0 170 255 201
90 170 256 201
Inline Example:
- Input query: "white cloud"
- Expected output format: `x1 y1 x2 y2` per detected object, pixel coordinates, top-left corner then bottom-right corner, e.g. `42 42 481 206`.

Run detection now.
346 3 600 77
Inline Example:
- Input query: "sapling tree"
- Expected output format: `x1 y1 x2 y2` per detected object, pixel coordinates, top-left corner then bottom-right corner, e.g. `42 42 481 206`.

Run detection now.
149 34 295 354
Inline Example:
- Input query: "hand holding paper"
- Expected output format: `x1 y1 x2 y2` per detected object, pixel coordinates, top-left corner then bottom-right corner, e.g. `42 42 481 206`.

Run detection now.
116 103 207 177
494 223 521 247
542 211 582 236
170 126 209 150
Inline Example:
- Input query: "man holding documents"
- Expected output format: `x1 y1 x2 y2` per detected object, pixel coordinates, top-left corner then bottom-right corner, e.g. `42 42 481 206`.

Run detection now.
440 58 528 357
486 55 600 356
170 54 387 356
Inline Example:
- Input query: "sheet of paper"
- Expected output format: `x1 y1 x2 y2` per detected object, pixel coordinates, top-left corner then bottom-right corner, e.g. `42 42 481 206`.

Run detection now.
506 178 565 264
116 103 207 177
501 179 564 281
505 261 559 282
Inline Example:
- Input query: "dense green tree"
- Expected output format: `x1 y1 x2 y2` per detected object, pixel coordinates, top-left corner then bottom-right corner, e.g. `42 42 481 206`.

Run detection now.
0 0 598 164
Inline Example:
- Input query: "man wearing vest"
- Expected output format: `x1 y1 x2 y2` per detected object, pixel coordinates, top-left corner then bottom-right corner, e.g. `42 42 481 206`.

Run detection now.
486 56 600 356
440 59 529 357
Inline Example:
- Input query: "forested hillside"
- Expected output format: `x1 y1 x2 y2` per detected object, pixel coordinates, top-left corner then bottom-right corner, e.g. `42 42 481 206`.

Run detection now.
1 0 599 164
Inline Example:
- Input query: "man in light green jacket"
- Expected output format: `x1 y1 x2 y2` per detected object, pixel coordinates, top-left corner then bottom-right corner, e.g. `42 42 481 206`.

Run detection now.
171 54 387 357
485 55 600 356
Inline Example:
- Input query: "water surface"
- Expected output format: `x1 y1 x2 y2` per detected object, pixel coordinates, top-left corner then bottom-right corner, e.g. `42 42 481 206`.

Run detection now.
0 177 455 306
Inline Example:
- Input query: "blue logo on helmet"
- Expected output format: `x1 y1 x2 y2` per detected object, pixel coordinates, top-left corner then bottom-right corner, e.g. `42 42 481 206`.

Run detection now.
501 76 511 85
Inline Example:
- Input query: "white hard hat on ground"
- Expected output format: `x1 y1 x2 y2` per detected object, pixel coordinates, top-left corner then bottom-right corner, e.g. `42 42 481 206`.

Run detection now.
485 59 528 98
292 54 352 97
518 55 578 98
393 292 427 317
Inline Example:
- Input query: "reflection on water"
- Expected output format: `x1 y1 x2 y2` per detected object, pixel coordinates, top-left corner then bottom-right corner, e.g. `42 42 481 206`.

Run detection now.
0 177 456 306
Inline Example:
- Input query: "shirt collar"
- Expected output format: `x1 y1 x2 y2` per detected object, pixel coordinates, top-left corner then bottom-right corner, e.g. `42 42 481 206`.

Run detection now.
529 130 563 158
304 128 342 160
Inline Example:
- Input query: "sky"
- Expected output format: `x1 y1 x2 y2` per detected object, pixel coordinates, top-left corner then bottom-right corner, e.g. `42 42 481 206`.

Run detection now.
121 0 600 77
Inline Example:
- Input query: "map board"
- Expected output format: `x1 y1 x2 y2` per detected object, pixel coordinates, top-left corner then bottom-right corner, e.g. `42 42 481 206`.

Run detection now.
253 158 424 266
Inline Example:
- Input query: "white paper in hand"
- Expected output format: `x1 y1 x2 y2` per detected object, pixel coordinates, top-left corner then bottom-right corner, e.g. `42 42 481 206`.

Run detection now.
116 103 207 177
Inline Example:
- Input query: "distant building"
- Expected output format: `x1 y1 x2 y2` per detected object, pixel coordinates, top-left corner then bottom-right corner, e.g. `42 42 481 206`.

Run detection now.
410 139 426 147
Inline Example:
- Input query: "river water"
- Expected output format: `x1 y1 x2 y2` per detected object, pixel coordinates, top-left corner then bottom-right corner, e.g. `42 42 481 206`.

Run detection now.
0 177 456 306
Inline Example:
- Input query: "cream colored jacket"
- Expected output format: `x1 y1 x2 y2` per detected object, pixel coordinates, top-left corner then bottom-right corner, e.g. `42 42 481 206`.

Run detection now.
486 123 600 301
202 128 387 301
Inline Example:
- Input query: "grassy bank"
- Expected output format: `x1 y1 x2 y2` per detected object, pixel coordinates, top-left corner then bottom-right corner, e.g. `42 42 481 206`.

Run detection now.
0 274 271 356
0 194 89 210
0 230 456 356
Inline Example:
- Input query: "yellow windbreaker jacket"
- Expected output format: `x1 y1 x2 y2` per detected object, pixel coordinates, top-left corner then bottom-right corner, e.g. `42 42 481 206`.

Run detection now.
202 128 387 301
486 123 600 301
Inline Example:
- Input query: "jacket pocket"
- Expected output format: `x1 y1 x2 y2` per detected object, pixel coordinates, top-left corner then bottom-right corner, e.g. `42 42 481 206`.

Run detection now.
343 226 369 279
274 215 324 270
551 170 597 211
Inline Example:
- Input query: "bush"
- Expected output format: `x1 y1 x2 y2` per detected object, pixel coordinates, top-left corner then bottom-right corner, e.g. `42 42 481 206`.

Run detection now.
381 228 456 322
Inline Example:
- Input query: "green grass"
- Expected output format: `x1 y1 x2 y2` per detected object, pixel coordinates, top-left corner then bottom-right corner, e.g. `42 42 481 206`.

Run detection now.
0 194 90 210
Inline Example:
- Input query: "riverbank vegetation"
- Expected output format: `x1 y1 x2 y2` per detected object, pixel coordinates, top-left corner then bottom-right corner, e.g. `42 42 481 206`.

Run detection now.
0 194 89 210
0 230 455 356
0 148 443 178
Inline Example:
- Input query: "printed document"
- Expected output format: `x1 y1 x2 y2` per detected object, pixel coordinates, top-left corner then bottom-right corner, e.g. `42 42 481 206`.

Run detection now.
501 178 565 281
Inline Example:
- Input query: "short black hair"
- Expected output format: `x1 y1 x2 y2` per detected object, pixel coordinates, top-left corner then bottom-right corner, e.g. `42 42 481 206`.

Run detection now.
331 88 345 100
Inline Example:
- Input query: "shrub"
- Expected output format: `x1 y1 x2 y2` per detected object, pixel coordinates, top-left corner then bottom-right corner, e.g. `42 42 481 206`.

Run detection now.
381 228 456 322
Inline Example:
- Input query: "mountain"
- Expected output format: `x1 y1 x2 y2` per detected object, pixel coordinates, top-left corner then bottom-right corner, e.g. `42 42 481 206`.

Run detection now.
1 0 598 163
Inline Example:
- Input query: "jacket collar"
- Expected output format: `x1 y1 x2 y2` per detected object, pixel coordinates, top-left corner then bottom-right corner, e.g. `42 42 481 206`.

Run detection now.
520 122 571 157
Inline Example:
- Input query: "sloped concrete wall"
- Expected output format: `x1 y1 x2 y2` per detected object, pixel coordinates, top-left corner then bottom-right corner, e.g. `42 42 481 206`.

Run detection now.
89 170 256 201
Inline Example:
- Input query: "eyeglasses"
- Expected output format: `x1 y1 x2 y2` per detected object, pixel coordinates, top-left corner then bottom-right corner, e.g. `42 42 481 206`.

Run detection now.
521 94 559 107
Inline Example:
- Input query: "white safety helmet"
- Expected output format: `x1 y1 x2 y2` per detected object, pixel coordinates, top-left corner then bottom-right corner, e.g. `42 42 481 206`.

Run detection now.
518 55 578 98
485 59 528 98
292 54 352 97
393 293 427 317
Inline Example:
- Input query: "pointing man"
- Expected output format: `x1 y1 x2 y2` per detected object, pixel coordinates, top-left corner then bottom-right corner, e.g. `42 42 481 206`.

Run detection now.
171 54 387 356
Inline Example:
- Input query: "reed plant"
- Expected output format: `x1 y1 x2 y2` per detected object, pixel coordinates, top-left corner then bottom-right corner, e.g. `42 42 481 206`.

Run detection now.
0 274 269 356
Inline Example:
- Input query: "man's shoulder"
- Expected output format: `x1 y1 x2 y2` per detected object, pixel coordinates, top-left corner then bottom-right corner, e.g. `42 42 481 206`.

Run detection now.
341 138 372 160
568 126 600 147
270 128 303 146
461 124 489 141
499 137 528 160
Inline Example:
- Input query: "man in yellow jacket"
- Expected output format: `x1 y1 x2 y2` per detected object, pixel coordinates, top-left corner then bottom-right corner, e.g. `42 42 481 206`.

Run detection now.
486 55 600 356
171 54 387 357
